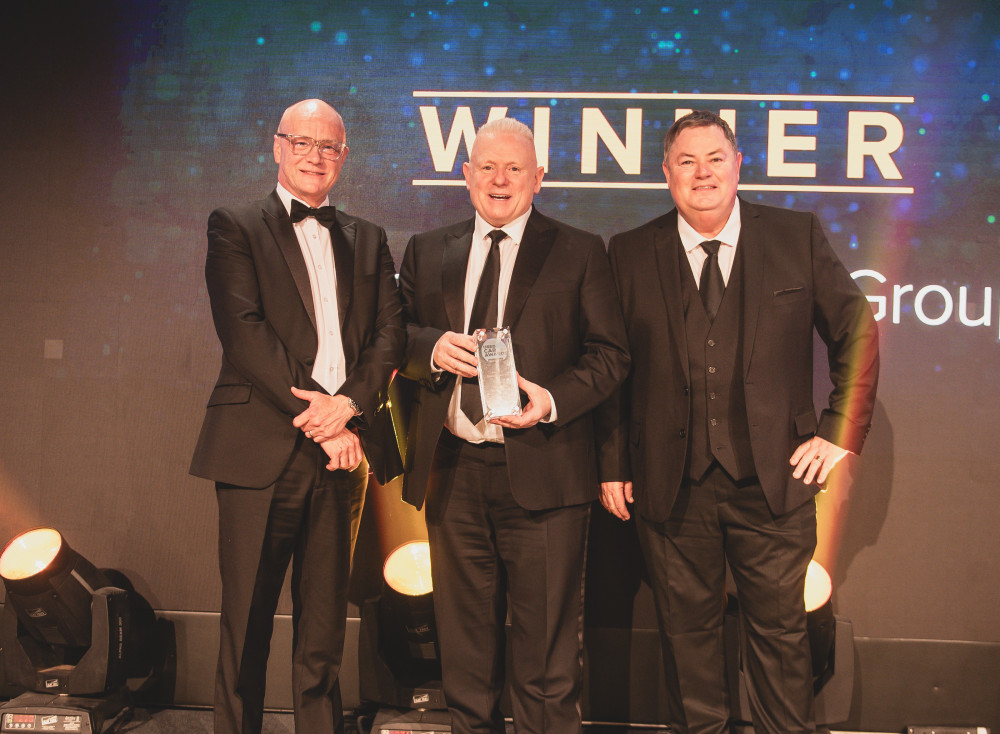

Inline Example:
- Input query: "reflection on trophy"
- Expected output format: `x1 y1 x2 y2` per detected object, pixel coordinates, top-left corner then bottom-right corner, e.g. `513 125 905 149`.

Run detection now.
473 327 522 420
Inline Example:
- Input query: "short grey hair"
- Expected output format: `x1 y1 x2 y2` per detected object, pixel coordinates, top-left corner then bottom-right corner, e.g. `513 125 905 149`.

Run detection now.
475 116 534 143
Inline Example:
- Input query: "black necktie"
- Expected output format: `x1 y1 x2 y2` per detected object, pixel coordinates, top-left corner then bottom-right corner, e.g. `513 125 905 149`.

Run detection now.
699 239 725 322
461 229 506 424
290 199 338 227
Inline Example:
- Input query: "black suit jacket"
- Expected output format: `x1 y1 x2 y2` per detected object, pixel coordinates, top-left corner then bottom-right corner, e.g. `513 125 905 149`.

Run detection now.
399 208 630 512
598 198 879 520
190 190 404 488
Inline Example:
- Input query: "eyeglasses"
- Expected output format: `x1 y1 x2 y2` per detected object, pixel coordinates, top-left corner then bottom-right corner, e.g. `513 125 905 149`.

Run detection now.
275 133 349 161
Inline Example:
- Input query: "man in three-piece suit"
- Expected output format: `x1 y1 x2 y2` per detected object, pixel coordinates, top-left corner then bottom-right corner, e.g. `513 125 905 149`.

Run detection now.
598 111 879 734
398 117 630 734
190 99 404 734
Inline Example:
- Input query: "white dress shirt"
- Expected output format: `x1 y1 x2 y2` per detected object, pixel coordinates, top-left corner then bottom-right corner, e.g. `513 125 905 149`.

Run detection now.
440 207 556 443
678 201 742 287
276 184 346 394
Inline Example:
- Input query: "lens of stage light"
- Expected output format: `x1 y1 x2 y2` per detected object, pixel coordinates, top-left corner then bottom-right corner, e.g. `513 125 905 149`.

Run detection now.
383 540 433 596
804 560 833 613
0 527 63 581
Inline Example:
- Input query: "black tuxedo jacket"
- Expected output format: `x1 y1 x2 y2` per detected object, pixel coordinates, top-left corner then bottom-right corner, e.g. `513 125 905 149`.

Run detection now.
398 208 630 512
190 190 404 488
598 198 879 520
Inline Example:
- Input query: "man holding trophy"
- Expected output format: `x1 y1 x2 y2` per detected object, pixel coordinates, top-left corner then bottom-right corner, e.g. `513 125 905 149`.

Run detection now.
398 117 630 734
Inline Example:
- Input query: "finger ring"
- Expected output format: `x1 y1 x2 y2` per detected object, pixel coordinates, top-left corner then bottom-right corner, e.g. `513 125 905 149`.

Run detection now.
813 454 822 462
306 430 313 438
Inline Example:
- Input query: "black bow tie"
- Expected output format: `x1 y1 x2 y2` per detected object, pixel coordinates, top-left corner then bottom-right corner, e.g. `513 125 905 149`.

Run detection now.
290 199 338 227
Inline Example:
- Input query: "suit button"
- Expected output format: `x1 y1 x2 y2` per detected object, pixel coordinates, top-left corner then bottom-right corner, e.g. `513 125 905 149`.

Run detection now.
683 386 690 395
707 339 716 347
710 418 718 426
679 428 687 438
708 366 717 374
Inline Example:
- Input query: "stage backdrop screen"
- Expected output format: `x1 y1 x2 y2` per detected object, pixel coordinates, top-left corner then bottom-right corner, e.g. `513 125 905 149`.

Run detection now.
1 0 998 647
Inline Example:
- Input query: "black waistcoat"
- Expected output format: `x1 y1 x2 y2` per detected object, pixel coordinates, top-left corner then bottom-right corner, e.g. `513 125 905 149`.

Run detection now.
680 242 757 482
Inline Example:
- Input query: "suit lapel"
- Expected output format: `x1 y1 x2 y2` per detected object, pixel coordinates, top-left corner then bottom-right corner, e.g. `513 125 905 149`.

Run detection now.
442 221 474 333
653 212 691 383
331 213 355 333
737 198 763 378
262 191 317 329
503 209 555 330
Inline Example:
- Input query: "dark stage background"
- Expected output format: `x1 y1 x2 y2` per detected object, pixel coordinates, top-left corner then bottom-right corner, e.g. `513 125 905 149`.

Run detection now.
1 0 999 727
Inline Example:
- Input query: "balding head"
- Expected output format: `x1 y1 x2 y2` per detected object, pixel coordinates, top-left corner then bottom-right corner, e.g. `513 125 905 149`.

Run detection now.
273 99 348 207
277 99 344 136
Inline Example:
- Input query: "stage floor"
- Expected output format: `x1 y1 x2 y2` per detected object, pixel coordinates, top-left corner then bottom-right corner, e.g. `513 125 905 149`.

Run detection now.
121 707 293 732
114 708 901 734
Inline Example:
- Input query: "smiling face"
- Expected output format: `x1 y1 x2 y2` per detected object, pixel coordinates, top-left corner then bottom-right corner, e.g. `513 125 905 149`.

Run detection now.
273 99 347 207
463 130 544 228
662 123 742 238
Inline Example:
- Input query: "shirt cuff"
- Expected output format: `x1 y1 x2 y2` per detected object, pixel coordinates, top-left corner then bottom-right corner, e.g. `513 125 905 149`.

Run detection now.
541 389 557 423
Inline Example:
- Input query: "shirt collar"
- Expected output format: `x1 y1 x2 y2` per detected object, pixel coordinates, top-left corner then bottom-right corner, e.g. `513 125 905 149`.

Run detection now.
276 183 330 218
472 206 533 248
677 199 742 254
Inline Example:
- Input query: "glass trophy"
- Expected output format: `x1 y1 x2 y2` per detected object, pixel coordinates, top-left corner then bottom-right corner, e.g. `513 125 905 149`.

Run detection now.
473 327 522 420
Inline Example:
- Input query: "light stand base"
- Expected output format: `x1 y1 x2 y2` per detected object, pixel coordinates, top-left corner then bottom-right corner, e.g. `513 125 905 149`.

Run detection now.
0 690 130 733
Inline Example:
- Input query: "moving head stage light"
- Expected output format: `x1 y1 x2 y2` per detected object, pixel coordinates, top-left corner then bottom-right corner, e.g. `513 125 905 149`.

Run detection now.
360 539 443 710
0 528 138 733
360 539 454 734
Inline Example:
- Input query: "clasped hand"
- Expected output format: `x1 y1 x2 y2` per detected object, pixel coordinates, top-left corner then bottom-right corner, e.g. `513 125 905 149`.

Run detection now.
291 387 355 442
291 387 363 472
319 429 363 472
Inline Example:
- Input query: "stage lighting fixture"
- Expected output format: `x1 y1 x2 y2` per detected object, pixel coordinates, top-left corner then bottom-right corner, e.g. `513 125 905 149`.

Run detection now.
804 558 833 613
0 528 134 733
383 540 433 597
360 539 451 734
380 541 438 685
360 540 443 707
804 560 836 691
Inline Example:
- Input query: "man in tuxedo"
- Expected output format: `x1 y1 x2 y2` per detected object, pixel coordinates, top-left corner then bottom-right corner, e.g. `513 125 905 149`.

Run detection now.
190 99 404 734
597 111 879 734
398 117 630 734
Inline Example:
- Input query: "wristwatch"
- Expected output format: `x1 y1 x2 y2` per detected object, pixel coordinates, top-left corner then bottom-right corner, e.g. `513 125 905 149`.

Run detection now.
347 397 363 417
